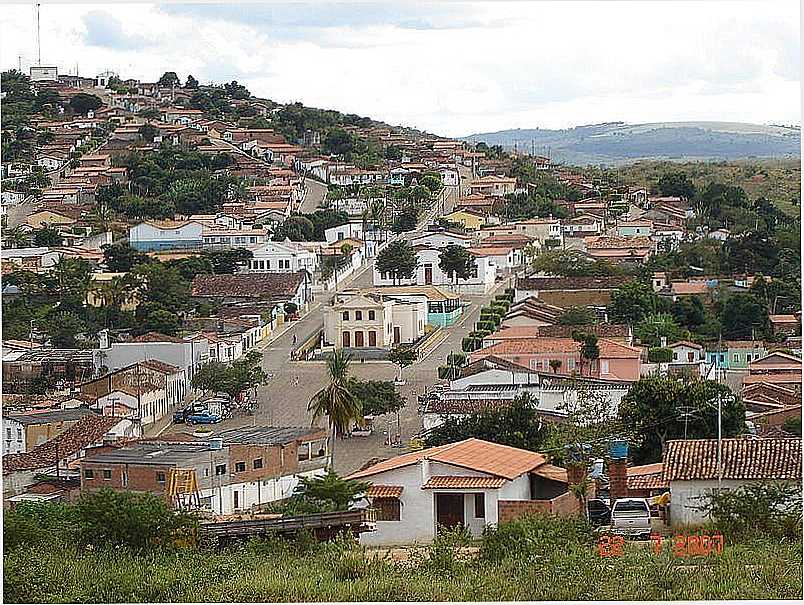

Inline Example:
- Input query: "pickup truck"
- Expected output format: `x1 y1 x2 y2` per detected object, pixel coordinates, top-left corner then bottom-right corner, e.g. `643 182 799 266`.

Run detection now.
610 498 652 540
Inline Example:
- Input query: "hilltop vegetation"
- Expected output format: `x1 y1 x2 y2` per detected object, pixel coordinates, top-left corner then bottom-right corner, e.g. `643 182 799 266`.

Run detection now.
462 121 800 165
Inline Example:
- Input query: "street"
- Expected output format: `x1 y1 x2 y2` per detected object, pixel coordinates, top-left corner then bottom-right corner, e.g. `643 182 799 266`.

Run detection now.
209 181 498 475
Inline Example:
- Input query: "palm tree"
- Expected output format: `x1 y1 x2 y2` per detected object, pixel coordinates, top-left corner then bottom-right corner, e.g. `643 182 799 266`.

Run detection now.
86 202 116 234
307 350 363 470
3 227 30 249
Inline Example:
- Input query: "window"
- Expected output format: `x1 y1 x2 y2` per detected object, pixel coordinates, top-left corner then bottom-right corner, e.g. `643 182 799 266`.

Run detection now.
342 311 350 321
84 469 94 479
102 469 112 480
355 310 363 321
374 497 401 521
5 428 10 439
298 442 310 461
733 354 739 362
16 428 22 440
253 458 263 470
673 352 678 360
215 464 227 476
235 461 246 472
474 493 485 518
368 310 375 321
600 360 610 374
156 471 166 483
568 358 576 370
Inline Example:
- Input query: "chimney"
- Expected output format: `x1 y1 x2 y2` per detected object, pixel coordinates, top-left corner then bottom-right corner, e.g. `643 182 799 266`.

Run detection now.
607 439 630 503
421 457 431 485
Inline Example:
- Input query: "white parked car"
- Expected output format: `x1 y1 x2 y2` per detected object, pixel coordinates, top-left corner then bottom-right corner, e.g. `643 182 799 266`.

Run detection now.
610 498 652 540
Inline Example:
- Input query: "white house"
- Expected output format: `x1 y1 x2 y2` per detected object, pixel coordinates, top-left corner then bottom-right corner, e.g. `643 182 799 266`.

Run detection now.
440 166 460 187
202 228 271 250
129 221 204 252
373 246 496 294
347 438 577 545
95 383 170 427
664 438 801 526
245 240 318 273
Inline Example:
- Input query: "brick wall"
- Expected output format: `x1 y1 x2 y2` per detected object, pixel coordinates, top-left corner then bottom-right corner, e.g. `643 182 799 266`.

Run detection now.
498 499 551 523
609 459 628 502
550 491 581 516
80 461 172 494
228 443 285 482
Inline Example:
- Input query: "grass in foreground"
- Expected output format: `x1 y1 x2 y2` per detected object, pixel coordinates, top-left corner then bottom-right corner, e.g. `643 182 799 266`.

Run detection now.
4 533 801 602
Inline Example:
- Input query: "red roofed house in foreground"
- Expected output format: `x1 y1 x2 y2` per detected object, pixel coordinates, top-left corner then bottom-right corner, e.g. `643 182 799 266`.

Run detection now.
346 438 582 545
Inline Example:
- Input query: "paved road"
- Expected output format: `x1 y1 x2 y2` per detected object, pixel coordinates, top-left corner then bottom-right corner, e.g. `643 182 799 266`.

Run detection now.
211 182 490 475
300 177 328 213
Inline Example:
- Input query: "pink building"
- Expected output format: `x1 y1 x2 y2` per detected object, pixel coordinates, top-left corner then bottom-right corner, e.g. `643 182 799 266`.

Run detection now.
469 337 642 381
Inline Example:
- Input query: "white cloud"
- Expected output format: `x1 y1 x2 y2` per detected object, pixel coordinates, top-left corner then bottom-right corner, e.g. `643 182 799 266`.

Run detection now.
1 1 798 136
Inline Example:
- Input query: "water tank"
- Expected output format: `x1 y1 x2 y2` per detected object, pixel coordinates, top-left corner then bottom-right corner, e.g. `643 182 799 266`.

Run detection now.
208 438 223 451
609 439 629 459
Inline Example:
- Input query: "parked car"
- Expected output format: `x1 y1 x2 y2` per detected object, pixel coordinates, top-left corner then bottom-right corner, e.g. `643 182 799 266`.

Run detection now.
185 411 222 425
587 498 611 526
610 498 652 540
173 409 187 423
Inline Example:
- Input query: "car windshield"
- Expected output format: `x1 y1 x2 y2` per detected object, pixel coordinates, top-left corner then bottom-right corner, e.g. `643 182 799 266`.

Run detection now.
613 500 648 516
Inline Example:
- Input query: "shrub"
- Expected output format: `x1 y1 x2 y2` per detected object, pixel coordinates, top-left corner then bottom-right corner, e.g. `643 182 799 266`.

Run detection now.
438 365 458 379
648 347 673 363
423 524 473 573
446 352 467 367
490 301 510 314
702 481 803 543
479 514 594 562
76 488 198 551
475 320 495 332
3 501 80 550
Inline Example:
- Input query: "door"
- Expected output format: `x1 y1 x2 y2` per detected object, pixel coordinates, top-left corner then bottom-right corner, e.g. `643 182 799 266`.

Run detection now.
393 326 401 344
436 493 465 530
424 264 433 285
368 330 377 347
342 331 351 348
687 351 694 362
233 490 240 511
354 331 364 347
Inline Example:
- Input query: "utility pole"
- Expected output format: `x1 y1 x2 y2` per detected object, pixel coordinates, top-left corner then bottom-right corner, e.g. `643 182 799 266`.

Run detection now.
35 3 41 66
715 332 723 491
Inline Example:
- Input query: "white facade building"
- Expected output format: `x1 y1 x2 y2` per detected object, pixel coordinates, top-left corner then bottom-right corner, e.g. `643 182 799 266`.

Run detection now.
246 240 318 273
373 247 496 294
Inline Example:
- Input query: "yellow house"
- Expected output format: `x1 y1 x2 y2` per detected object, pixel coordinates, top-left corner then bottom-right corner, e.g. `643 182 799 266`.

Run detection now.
443 209 486 231
25 210 77 230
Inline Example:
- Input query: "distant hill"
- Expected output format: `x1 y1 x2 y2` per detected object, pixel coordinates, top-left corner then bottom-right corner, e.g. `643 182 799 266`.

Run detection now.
460 121 801 165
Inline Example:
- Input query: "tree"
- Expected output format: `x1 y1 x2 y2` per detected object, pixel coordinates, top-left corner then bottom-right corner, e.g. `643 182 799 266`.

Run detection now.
375 241 417 285
138 123 157 142
3 227 31 248
101 243 153 272
618 377 745 464
348 379 406 417
31 226 62 247
136 305 181 336
656 172 696 200
284 470 370 515
69 93 102 115
670 296 706 330
307 350 362 470
608 281 659 325
387 346 417 383
184 74 199 89
41 311 86 348
157 71 181 87
425 394 547 451
720 293 771 340
202 248 253 274
76 488 196 551
438 244 476 287
572 331 600 376
191 351 267 399
549 359 563 374
634 313 684 347
223 80 250 99
558 306 596 326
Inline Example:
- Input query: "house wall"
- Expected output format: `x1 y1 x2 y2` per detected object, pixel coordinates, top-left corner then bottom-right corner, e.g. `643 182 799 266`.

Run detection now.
669 479 765 526
671 345 704 363
129 223 203 251
373 248 496 294
3 418 26 454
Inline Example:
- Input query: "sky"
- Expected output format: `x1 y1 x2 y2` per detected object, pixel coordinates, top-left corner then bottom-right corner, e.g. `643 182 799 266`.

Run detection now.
0 1 799 137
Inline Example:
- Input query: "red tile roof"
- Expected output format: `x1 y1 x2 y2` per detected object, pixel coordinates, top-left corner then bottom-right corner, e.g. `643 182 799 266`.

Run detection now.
517 275 632 291
192 272 306 299
422 475 508 489
473 337 642 359
627 463 667 490
365 485 404 499
130 332 185 344
663 438 802 482
347 438 547 481
3 414 120 475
